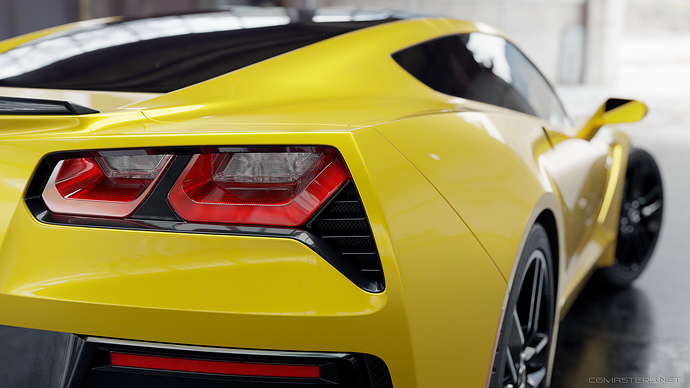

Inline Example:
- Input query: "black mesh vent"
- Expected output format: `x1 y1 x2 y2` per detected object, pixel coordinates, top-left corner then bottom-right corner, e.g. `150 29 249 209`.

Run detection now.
316 218 369 231
326 201 363 214
330 236 374 247
306 180 384 291
364 355 394 388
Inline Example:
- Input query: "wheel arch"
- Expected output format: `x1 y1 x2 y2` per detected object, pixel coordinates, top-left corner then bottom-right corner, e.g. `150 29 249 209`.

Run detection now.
535 209 559 304
488 193 565 388
486 196 564 388
502 193 564 298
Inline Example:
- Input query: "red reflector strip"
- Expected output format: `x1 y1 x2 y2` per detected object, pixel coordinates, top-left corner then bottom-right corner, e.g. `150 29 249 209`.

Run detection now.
110 353 321 379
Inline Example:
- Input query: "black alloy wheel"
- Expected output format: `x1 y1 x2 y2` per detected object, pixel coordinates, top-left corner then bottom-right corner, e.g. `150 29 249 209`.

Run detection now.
597 147 663 287
490 223 555 388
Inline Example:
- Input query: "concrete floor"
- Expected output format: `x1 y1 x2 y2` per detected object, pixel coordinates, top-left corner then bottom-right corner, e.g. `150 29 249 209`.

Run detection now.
552 33 690 387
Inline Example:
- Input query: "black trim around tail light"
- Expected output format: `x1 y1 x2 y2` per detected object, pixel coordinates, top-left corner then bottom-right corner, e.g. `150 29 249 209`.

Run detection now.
24 147 385 293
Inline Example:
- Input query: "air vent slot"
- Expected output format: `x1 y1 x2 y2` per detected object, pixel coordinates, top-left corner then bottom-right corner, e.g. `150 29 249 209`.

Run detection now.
306 180 384 291
364 354 394 388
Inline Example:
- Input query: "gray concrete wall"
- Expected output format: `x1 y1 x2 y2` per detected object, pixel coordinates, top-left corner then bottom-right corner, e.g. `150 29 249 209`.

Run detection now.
626 0 690 33
0 0 78 40
583 0 627 85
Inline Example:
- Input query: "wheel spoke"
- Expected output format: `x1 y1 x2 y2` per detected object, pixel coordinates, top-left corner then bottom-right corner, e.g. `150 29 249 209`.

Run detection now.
512 310 525 347
639 185 661 206
527 261 544 337
493 244 554 388
527 367 547 387
505 348 519 383
641 199 662 218
522 334 549 362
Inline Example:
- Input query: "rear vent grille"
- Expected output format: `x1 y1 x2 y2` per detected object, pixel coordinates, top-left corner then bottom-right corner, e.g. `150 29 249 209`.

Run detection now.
306 180 384 291
316 218 370 231
364 355 394 388
326 201 362 214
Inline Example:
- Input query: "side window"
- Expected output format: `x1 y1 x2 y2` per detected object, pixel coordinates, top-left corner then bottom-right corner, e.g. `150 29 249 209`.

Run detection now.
392 33 569 127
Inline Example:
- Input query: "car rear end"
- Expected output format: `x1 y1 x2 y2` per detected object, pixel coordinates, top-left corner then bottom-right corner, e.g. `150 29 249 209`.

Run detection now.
0 109 414 387
0 10 511 387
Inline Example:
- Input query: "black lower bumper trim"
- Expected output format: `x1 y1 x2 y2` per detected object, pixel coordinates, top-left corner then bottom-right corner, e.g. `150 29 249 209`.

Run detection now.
0 325 392 388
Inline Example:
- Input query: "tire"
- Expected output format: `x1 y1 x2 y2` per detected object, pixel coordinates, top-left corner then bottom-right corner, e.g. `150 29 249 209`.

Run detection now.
596 147 663 287
489 223 555 388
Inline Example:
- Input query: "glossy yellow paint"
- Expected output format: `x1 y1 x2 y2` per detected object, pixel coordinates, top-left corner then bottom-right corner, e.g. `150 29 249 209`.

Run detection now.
0 17 119 54
372 106 630 352
542 122 630 317
577 99 648 141
1 209 385 316
352 128 506 387
127 18 505 126
375 111 552 280
0 16 637 388
0 120 506 387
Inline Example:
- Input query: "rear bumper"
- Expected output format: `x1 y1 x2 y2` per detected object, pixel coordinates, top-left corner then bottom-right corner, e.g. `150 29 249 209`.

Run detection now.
0 325 392 388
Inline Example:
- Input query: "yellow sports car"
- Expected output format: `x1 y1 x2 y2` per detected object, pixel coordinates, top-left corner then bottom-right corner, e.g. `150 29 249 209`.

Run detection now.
0 7 663 388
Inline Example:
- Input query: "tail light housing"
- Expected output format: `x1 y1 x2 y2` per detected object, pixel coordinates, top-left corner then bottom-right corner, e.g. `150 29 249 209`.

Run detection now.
40 146 350 226
30 145 382 292
42 151 173 218
168 147 350 226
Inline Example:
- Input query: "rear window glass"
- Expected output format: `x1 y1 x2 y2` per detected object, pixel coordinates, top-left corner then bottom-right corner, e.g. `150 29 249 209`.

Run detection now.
392 33 569 126
0 9 401 93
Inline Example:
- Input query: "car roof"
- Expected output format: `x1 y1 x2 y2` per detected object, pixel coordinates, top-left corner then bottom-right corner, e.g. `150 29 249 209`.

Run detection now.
0 9 509 125
0 8 425 93
122 16 506 126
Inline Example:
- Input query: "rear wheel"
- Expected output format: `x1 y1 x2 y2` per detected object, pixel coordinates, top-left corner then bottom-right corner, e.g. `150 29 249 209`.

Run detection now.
490 223 555 388
597 147 663 287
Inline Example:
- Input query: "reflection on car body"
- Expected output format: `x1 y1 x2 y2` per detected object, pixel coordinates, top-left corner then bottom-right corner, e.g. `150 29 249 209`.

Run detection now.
0 7 661 388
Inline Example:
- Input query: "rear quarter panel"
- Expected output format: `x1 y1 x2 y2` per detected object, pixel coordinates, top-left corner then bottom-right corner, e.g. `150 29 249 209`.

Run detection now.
375 110 631 321
374 111 559 280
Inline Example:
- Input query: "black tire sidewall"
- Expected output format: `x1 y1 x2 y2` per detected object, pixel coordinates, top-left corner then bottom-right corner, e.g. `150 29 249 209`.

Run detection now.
597 147 663 287
490 223 555 388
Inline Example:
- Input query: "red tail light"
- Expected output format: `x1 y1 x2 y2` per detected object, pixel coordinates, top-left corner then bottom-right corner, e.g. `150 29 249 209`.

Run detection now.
168 147 350 226
39 146 349 226
42 152 173 218
110 353 321 378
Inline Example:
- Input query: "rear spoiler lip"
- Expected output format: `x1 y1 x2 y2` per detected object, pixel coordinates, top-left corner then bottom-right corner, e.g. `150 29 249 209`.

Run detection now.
0 96 99 115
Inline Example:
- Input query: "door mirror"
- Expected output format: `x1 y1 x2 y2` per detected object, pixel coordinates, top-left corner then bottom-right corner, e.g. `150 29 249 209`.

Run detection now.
577 98 648 140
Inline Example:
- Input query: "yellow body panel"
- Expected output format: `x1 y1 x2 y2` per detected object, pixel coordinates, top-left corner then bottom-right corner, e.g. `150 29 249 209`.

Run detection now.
0 118 508 386
0 17 119 55
0 15 634 387
1 210 384 316
125 18 508 126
